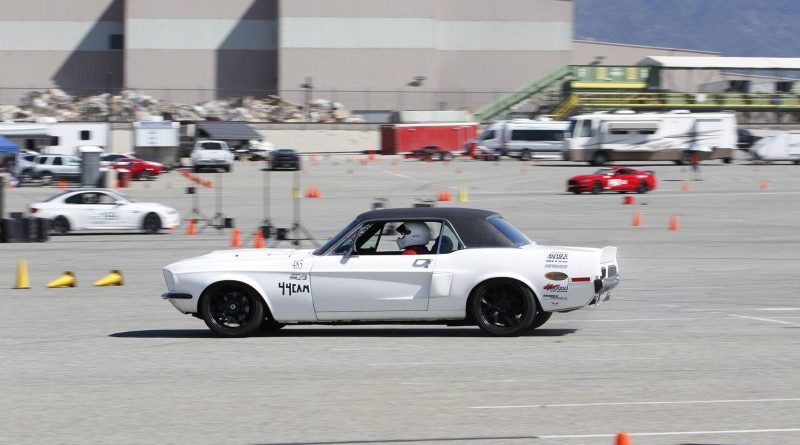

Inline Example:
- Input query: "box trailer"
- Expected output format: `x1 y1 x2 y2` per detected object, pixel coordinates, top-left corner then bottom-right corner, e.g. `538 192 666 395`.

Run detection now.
380 123 478 155
563 111 736 165
42 122 110 156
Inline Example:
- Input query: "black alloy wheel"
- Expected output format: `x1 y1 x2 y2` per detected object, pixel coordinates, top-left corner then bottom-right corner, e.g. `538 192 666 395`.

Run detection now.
591 181 603 194
472 280 536 336
636 181 648 194
143 213 161 234
202 284 265 337
52 216 70 235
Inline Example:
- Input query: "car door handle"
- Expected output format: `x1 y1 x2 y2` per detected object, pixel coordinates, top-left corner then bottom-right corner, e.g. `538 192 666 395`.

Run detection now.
412 259 431 268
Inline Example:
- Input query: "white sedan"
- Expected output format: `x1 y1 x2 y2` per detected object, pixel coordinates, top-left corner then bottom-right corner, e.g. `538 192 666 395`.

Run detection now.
162 208 619 337
31 189 180 234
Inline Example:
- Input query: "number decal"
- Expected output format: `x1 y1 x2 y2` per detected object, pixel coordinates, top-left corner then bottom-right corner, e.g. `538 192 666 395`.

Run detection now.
292 260 303 270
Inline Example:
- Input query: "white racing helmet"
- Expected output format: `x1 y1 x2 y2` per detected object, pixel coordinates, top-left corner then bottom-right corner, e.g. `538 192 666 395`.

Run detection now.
396 222 431 250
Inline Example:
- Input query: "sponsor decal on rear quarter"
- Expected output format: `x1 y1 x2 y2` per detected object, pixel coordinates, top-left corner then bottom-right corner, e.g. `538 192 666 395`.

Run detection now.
544 271 568 281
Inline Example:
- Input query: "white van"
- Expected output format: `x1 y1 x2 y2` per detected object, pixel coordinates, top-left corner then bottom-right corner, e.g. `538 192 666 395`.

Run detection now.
749 131 800 164
477 119 569 160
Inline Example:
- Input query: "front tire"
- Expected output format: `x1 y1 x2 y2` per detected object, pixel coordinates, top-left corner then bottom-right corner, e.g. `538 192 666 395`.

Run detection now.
591 181 603 194
471 280 537 336
143 212 161 234
139 170 153 181
636 181 649 194
201 283 265 337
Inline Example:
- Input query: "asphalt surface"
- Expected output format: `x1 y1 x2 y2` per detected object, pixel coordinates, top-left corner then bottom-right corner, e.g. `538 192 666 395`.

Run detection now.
2 154 799 445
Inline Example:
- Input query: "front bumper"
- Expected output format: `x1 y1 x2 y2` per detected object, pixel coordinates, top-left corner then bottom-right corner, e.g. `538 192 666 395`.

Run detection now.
161 292 193 300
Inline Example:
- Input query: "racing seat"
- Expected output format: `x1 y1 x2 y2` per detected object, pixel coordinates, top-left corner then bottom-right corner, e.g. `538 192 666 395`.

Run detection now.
432 236 455 254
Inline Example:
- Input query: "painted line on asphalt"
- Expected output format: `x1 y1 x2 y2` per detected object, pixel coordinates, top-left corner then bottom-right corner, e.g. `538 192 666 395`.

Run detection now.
757 307 800 311
368 360 512 366
729 314 800 326
539 428 800 439
469 397 800 410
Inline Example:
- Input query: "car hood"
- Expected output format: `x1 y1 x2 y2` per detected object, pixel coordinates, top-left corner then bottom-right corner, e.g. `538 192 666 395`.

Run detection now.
165 248 315 273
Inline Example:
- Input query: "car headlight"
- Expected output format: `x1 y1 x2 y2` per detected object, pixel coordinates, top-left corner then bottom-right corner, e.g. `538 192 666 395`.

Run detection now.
163 269 176 291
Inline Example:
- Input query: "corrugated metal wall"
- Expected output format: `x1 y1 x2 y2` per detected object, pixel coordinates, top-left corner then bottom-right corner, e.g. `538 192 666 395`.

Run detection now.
278 0 573 110
0 0 123 103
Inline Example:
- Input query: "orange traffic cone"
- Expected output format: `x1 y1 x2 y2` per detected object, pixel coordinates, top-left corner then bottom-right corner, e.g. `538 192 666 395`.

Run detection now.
681 181 690 191
632 211 642 227
437 191 452 202
623 195 634 205
615 432 632 445
368 151 377 161
58 178 67 190
186 218 196 236
231 227 242 247
669 215 679 231
253 230 265 248
310 152 318 162
760 179 769 190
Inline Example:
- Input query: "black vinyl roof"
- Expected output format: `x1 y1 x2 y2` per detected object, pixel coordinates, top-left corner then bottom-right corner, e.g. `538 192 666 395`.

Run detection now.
354 207 515 248
196 122 261 140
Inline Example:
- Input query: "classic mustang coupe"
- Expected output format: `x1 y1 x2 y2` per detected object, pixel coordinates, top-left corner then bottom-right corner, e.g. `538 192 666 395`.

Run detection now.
162 208 619 337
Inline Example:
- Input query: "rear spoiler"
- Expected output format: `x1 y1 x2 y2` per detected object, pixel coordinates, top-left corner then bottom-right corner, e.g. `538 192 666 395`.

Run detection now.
600 246 617 264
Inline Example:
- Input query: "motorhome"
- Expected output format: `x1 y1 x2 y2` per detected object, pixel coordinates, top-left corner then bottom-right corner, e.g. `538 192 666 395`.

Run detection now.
563 111 736 165
477 119 568 160
749 131 800 164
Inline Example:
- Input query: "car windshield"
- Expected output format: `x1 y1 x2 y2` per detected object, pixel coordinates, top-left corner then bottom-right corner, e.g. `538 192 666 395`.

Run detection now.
487 216 533 247
313 220 358 255
201 143 222 150
595 168 614 175
565 119 578 138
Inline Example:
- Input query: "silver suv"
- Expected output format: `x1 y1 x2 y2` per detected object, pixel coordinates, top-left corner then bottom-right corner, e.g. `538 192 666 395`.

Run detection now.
32 154 82 186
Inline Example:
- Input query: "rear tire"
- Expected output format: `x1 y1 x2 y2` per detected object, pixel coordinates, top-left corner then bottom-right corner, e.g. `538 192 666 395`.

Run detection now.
471 280 537 336
52 216 70 234
529 310 553 331
520 149 532 161
591 151 608 166
39 172 54 186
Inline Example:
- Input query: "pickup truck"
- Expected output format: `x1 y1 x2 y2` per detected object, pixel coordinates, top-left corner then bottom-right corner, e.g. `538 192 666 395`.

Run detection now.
190 140 234 173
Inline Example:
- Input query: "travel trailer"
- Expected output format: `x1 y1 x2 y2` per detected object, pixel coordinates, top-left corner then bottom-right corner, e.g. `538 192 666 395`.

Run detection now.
563 111 736 165
749 131 800 164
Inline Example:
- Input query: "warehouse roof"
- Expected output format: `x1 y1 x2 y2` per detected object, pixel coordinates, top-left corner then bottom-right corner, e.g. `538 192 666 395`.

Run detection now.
638 56 800 70
196 122 261 140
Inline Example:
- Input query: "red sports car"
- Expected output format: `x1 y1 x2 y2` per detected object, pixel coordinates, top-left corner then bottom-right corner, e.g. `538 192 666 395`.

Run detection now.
112 157 166 180
567 166 657 194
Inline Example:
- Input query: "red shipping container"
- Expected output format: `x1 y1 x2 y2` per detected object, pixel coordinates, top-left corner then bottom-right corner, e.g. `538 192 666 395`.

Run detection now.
380 123 479 155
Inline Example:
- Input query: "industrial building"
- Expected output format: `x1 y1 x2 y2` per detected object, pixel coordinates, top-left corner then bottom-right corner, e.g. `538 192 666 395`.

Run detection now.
0 0 739 111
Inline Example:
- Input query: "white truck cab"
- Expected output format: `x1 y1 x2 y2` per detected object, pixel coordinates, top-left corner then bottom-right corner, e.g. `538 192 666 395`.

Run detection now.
190 140 234 172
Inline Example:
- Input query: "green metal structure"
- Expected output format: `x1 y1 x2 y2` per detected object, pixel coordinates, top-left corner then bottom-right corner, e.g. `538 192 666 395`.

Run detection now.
472 66 572 123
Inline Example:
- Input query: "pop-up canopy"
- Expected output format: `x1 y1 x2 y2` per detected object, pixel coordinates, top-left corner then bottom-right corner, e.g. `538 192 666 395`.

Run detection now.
0 135 19 153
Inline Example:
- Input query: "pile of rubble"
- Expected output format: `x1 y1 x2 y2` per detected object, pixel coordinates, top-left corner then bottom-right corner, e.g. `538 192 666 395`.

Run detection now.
0 89 364 123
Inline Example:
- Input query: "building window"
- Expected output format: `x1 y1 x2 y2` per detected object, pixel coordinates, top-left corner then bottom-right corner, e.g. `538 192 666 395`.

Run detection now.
80 131 91 141
110 34 124 50
49 137 59 146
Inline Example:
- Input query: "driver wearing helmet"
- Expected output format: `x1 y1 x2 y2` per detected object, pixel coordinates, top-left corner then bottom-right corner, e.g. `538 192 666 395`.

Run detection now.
396 222 431 255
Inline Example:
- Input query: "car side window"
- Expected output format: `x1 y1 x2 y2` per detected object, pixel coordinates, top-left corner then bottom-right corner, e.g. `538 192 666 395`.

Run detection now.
96 193 118 205
38 157 47 164
435 223 463 254
65 193 84 204
52 157 63 166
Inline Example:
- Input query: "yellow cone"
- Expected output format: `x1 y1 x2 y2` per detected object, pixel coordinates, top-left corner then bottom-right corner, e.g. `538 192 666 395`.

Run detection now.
94 270 124 287
47 271 76 288
15 259 31 289
458 186 469 203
